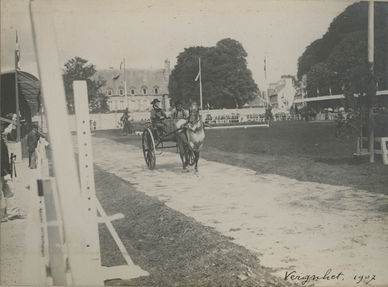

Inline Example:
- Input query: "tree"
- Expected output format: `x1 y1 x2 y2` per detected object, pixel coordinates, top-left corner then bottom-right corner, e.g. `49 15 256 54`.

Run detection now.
306 63 335 97
63 57 108 113
296 1 388 142
297 2 388 94
169 38 259 109
297 39 323 79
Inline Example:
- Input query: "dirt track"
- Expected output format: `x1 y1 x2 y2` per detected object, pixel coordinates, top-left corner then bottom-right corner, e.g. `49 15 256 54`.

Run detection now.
91 135 388 287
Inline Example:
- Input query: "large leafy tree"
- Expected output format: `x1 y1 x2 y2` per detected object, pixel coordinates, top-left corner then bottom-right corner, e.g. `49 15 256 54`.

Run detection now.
297 1 388 100
63 57 107 113
306 63 335 97
169 38 259 109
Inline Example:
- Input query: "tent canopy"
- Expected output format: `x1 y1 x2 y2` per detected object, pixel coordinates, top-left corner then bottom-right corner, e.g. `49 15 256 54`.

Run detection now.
1 71 40 123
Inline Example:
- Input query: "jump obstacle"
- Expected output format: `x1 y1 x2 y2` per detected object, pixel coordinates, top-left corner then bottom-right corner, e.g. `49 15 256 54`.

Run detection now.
29 0 147 284
355 136 388 165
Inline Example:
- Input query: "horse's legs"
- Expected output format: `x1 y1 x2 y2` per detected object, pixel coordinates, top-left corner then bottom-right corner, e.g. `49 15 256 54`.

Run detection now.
194 150 200 172
177 136 187 169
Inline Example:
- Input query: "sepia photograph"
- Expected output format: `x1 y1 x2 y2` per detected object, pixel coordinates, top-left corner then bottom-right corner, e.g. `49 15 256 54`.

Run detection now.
1 0 388 286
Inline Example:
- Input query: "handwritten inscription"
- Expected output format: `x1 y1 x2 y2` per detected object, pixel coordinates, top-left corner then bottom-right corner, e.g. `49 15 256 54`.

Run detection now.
284 269 376 285
354 274 376 285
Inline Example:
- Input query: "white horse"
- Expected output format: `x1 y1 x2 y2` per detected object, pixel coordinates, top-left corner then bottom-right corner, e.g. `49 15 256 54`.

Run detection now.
175 104 205 171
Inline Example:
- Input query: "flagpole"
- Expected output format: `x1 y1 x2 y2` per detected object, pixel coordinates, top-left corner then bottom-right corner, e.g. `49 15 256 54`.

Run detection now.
199 57 203 110
15 30 21 142
264 57 268 107
123 57 128 110
367 0 375 163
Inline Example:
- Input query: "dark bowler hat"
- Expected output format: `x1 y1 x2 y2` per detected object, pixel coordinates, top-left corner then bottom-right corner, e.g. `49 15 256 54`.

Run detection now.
151 98 160 105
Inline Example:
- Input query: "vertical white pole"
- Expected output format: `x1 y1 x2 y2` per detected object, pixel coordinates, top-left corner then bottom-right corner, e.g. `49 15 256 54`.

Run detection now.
29 1 102 285
15 32 21 142
73 80 102 272
264 56 269 107
124 57 128 110
199 57 203 110
368 0 375 163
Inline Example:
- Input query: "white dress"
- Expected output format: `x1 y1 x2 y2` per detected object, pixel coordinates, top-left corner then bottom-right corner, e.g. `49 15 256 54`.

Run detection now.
35 137 49 171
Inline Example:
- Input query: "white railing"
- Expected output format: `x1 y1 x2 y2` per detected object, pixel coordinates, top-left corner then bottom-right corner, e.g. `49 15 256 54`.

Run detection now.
294 90 388 104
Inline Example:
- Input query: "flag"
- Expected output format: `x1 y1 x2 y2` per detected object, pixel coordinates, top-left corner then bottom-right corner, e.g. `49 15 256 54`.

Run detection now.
195 57 201 81
15 31 21 70
264 57 267 80
112 58 124 80
195 70 200 82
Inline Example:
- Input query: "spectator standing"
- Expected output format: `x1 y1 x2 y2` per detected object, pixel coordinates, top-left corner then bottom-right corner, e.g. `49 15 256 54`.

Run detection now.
120 108 131 135
1 126 24 222
35 133 49 173
1 131 12 222
27 126 39 168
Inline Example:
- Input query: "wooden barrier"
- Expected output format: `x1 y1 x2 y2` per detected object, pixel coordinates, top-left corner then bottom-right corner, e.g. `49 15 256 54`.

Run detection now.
30 1 148 284
30 1 104 284
37 179 68 285
73 81 148 282
355 136 388 165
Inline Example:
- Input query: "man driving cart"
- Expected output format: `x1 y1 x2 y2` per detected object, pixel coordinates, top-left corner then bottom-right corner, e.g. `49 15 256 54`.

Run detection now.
150 98 168 140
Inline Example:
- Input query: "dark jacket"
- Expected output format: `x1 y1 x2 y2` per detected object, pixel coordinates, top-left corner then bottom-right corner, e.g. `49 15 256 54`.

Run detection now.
27 130 39 152
172 108 188 120
150 108 167 124
1 137 11 177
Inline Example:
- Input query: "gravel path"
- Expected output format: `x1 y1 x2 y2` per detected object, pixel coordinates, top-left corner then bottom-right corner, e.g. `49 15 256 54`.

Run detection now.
0 160 45 286
91 136 388 286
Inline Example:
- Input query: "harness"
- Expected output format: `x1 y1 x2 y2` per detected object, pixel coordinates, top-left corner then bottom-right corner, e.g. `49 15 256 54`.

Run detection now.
187 111 203 132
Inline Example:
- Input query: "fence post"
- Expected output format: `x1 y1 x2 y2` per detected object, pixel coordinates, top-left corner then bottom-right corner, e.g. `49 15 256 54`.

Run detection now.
73 81 102 271
37 179 68 285
29 1 103 284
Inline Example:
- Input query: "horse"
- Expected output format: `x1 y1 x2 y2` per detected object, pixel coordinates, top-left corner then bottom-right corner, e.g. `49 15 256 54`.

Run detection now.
175 105 205 172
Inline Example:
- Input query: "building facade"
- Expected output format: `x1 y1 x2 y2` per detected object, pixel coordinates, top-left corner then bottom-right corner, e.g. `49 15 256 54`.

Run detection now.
267 75 297 112
95 59 171 112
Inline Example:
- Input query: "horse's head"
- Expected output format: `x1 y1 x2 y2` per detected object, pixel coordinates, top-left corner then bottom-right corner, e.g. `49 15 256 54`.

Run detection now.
188 109 202 131
186 105 205 152
188 102 201 123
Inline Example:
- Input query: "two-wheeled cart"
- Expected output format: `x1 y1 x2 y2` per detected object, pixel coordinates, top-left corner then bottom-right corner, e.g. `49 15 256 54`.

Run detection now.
142 119 195 170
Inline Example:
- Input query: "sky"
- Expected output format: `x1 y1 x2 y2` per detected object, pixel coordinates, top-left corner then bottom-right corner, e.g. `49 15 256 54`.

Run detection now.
1 0 355 90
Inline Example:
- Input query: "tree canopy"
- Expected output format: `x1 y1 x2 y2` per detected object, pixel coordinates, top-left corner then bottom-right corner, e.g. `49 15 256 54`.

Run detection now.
168 38 259 109
63 57 108 113
297 2 388 99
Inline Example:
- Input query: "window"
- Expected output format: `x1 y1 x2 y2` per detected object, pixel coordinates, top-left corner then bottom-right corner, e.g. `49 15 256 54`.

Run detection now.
143 88 147 95
131 89 135 95
107 89 113 96
119 89 124 96
154 88 158 94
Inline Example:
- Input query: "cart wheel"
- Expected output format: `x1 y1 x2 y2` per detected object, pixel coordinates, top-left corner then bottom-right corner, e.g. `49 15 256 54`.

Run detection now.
185 144 196 166
142 128 156 169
